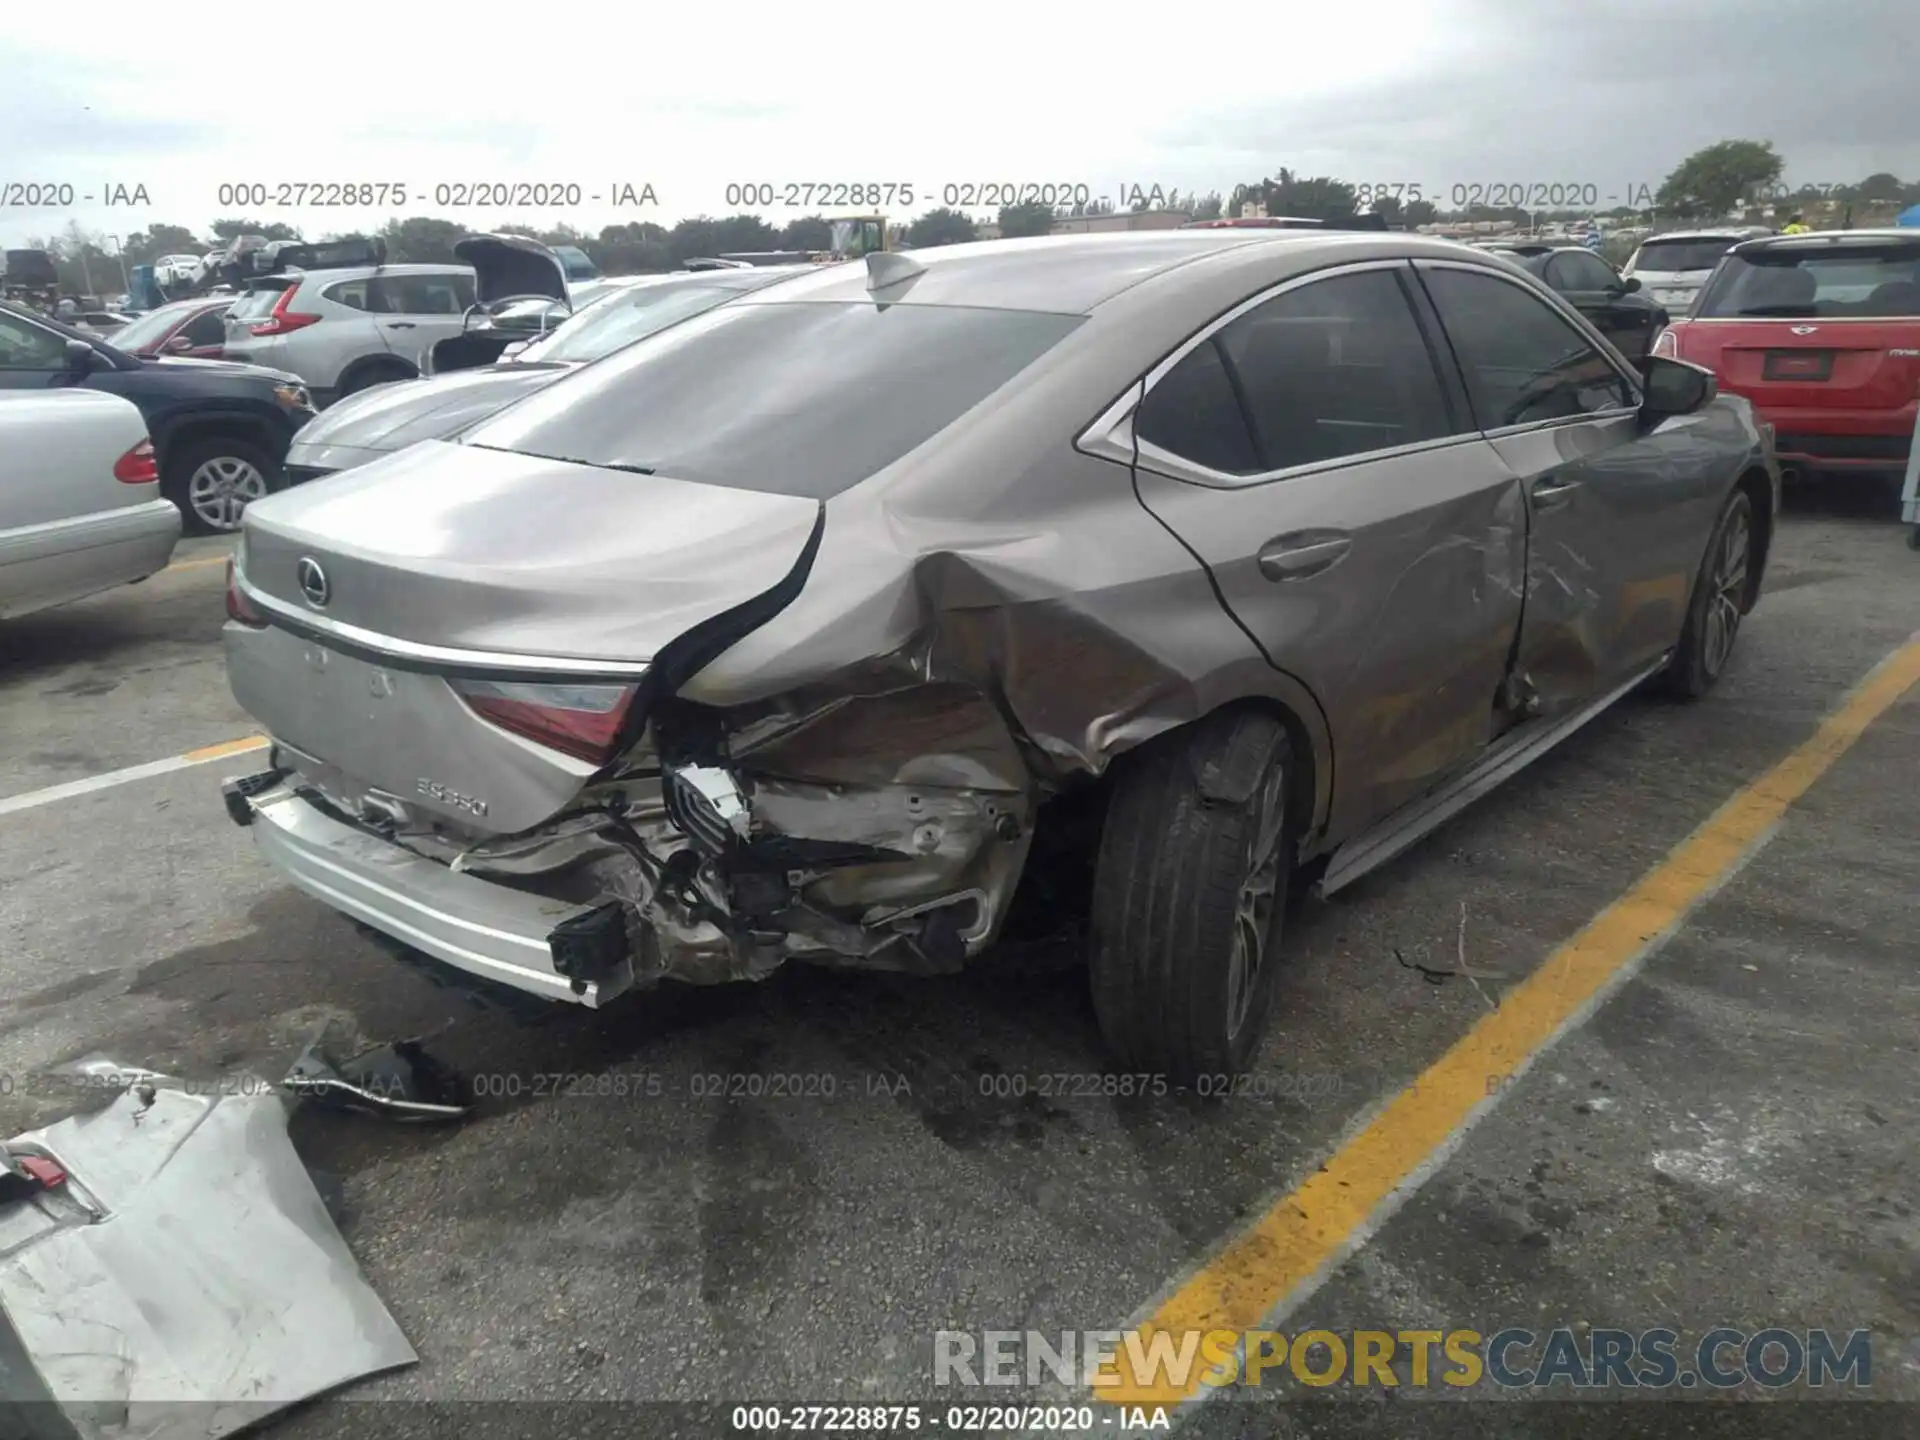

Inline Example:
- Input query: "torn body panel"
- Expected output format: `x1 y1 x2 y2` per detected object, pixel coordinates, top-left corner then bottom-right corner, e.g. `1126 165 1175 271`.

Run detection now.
0 1086 415 1439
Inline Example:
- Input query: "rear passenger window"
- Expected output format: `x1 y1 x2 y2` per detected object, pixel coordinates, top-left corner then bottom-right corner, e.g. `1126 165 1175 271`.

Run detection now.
369 274 475 315
1135 269 1456 477
1217 270 1454 469
1423 268 1636 428
323 279 370 311
1135 339 1260 474
181 310 226 346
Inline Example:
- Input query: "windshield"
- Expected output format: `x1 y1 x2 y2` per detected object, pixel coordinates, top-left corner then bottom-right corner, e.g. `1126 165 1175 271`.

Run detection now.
1693 244 1920 318
228 285 287 321
465 300 1084 498
517 281 751 364
1629 238 1744 274
109 304 199 351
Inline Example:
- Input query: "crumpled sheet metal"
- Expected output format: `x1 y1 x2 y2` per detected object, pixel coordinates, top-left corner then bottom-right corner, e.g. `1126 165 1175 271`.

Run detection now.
0 1083 416 1439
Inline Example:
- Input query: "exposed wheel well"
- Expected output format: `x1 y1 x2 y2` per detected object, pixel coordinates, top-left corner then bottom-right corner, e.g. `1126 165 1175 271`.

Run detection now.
338 354 418 393
1733 467 1773 611
155 417 278 472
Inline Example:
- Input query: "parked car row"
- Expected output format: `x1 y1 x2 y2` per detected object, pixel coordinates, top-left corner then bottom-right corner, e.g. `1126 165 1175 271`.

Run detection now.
0 297 315 532
213 227 1779 1081
1653 228 1920 479
1474 240 1670 356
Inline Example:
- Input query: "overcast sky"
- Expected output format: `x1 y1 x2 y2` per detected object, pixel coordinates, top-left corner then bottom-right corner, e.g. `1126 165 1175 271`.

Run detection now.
2 0 1913 249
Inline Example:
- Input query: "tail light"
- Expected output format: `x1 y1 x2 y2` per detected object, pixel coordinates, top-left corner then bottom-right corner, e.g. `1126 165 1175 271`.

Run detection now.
452 680 639 764
112 439 158 484
250 286 321 336
225 558 267 627
1651 326 1680 359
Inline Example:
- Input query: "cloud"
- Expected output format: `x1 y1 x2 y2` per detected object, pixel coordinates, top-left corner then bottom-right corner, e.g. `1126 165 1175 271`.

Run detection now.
2 0 1914 248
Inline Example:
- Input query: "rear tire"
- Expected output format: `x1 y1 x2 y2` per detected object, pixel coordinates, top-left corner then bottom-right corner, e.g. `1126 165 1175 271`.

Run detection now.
162 434 282 535
1657 488 1754 700
1088 708 1293 1084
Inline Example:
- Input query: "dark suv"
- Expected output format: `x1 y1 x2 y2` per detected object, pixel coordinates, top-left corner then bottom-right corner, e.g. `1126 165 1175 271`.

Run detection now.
0 298 316 533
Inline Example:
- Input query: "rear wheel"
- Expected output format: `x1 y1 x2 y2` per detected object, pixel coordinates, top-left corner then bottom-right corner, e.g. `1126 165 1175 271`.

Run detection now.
1088 708 1293 1084
1658 488 1754 699
162 434 281 535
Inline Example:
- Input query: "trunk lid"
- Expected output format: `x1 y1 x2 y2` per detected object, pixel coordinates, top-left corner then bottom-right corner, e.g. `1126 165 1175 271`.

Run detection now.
1671 317 1920 414
229 440 822 833
235 439 822 667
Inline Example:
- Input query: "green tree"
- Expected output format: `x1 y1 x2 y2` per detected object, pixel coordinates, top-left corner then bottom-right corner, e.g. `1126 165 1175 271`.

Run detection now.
1229 168 1358 223
118 224 203 265
907 207 977 247
1655 140 1783 219
998 200 1056 238
1856 172 1902 202
1370 195 1403 227
781 214 833 251
1188 191 1224 222
209 218 301 242
1403 198 1438 227
376 217 466 263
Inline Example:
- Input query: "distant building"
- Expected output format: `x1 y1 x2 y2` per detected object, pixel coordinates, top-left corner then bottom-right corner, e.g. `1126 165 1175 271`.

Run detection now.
1050 209 1192 234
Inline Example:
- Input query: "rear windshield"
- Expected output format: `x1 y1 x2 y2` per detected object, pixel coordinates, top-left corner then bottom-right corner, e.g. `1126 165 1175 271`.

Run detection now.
1629 239 1742 274
228 285 290 321
110 304 197 351
1693 245 1920 319
464 301 1085 498
521 281 753 364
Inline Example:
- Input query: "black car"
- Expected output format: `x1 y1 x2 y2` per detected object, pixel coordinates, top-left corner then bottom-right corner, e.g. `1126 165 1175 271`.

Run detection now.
0 298 316 534
1479 243 1670 359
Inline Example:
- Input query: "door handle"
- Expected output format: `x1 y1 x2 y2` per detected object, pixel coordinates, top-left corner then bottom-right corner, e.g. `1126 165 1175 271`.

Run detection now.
384 321 416 330
1257 533 1352 581
1531 475 1581 511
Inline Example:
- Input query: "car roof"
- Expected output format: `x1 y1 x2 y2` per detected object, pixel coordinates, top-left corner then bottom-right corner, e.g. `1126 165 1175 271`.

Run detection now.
1733 227 1920 253
729 230 1402 314
1637 228 1769 242
280 262 472 284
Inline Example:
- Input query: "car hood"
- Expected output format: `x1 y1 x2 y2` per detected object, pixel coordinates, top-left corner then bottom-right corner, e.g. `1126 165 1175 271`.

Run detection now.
292 364 572 451
236 439 822 666
143 354 302 385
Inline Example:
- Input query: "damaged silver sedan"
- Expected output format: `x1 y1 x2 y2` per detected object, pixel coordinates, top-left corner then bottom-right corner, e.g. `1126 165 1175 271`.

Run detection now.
219 230 1776 1079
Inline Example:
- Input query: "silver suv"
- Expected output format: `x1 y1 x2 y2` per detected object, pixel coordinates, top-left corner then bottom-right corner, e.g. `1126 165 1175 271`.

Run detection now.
222 263 476 406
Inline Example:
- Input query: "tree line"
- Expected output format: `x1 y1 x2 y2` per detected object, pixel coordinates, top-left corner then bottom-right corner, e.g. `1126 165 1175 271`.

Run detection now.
19 141 1917 300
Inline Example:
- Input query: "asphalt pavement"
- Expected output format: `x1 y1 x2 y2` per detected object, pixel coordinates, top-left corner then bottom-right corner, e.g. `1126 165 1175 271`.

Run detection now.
0 486 1915 1439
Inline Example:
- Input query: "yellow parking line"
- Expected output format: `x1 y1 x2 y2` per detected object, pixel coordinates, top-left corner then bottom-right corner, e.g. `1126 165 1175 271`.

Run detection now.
182 736 270 763
1101 634 1920 1408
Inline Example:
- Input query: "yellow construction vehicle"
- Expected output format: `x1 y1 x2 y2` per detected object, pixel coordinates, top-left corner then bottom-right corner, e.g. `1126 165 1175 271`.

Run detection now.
826 216 890 260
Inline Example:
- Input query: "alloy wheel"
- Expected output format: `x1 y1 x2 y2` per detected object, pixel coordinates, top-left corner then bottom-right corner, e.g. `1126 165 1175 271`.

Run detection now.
187 455 268 532
1225 766 1288 1039
1702 506 1750 678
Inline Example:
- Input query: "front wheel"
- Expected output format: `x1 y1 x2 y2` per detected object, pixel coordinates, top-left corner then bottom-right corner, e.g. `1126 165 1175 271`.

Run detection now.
162 434 282 535
1657 488 1755 699
1088 709 1293 1084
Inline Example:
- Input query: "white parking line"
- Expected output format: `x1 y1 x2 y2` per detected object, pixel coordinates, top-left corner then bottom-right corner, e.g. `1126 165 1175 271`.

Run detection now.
0 737 266 819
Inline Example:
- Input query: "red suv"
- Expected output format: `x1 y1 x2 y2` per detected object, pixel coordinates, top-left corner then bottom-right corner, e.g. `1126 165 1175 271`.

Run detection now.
1653 230 1920 477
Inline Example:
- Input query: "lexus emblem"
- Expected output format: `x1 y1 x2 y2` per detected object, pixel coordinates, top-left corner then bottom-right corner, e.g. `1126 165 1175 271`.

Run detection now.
296 557 331 608
1790 325 1818 335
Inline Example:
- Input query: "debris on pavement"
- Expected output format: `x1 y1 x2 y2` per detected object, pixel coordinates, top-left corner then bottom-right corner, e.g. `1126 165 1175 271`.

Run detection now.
282 1031 473 1123
0 1076 417 1439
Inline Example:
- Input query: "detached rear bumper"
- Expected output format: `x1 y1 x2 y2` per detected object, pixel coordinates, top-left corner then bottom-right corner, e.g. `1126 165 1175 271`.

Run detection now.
229 777 632 1006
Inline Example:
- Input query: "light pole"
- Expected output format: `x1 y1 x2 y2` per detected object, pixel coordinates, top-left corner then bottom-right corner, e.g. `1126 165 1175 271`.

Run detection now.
105 234 132 294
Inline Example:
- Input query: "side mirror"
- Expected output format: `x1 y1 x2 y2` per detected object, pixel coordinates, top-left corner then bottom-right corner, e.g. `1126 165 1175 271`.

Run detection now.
1620 275 1642 294
63 338 98 376
1640 356 1715 423
163 334 193 353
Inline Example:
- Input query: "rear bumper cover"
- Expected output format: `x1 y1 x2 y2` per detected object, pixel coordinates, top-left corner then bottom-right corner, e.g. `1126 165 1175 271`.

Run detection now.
237 779 630 1006
1740 401 1917 470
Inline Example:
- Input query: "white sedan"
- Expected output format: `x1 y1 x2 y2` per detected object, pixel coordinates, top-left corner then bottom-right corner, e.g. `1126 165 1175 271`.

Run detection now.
0 390 182 620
